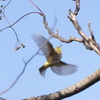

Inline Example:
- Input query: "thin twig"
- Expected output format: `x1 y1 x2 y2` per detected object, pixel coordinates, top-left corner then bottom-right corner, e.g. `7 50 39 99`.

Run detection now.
0 1 45 95
0 51 38 95
4 0 12 9
3 14 19 41
0 35 52 95
88 22 95 41
28 0 44 15
51 11 57 31
42 15 83 43
0 12 42 32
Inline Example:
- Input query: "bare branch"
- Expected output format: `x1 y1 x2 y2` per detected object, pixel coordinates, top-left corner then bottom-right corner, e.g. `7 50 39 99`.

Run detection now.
70 36 83 42
0 0 99 99
67 0 100 55
0 12 42 32
0 48 40 95
41 0 100 56
68 10 88 41
87 22 100 50
0 34 52 95
0 4 25 50
28 0 44 15
88 22 95 41
42 15 82 43
51 11 57 31
23 69 100 100
0 1 47 96
0 97 8 100
4 16 20 42
73 0 80 15
3 0 12 9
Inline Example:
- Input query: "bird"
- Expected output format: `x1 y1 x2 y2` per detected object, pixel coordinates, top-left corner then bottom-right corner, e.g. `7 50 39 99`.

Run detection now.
32 34 78 77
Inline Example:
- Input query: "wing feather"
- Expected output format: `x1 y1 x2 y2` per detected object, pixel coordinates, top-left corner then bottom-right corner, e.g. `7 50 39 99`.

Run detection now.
50 61 78 76
32 34 54 59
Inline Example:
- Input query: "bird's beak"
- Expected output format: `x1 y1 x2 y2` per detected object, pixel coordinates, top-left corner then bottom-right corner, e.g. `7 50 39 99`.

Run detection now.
60 44 62 47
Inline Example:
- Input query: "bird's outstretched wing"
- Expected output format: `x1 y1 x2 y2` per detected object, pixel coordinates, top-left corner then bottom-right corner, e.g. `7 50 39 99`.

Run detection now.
32 34 54 59
50 61 78 76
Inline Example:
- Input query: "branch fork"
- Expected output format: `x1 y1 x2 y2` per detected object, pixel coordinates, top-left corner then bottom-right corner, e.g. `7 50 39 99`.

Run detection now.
42 0 100 55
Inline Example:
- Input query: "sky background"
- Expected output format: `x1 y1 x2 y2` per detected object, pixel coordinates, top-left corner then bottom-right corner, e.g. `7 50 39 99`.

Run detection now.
0 0 100 100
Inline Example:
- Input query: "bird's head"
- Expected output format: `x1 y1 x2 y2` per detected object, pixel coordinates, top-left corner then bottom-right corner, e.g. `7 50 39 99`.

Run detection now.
54 44 62 54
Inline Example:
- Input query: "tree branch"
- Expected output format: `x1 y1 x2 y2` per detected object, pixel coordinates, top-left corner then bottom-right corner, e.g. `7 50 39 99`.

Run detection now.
42 14 83 43
73 0 80 15
0 0 100 100
41 0 100 56
0 50 39 95
23 68 100 100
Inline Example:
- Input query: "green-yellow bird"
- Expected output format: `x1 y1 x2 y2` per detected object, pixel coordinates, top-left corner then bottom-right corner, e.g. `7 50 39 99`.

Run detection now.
32 34 78 77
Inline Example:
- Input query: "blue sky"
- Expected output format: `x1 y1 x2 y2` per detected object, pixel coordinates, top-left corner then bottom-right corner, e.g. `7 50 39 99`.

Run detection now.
0 0 100 100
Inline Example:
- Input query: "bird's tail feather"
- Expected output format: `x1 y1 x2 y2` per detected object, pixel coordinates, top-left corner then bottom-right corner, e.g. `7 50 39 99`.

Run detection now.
39 66 47 78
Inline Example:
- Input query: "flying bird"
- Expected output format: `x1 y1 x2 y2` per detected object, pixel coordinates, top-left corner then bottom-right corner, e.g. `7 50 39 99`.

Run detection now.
32 34 78 77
